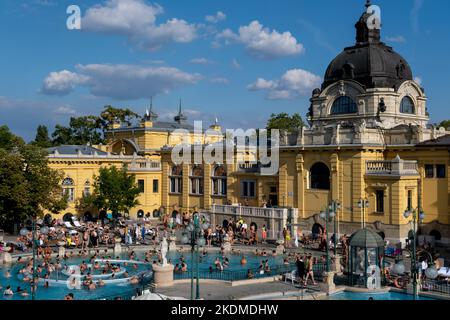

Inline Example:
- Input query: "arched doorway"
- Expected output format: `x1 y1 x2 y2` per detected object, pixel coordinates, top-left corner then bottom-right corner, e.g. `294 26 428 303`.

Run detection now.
99 210 107 220
63 213 74 222
429 230 442 241
152 209 160 218
43 214 53 226
84 212 93 222
310 162 331 190
312 223 324 240
137 210 144 218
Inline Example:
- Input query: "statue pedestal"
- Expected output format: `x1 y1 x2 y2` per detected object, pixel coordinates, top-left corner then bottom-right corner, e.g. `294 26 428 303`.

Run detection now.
114 243 122 255
333 255 343 275
152 264 175 288
319 271 337 295
168 236 177 252
276 240 285 255
222 240 231 253
58 245 65 257
1 252 12 264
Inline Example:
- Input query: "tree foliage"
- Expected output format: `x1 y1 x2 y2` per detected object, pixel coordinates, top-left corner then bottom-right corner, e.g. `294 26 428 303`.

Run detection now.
0 126 67 229
32 125 52 148
266 113 305 133
92 166 140 218
438 120 450 130
50 106 140 146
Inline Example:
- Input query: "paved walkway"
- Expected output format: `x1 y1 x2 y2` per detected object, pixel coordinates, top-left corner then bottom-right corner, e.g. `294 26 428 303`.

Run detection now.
155 281 323 300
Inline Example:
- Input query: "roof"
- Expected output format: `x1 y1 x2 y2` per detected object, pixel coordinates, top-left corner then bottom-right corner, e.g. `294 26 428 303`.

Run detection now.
321 3 413 90
349 228 384 248
416 135 450 147
46 145 108 156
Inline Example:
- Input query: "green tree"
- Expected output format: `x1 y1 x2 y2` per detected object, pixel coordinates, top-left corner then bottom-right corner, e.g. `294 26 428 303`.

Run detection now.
51 116 103 146
99 106 140 129
438 120 450 130
92 166 140 218
266 113 305 133
32 125 52 148
0 125 24 151
0 131 67 230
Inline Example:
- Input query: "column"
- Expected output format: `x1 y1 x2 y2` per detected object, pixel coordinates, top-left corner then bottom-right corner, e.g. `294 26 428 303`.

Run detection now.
161 159 170 210
203 164 212 210
295 154 305 218
182 163 190 211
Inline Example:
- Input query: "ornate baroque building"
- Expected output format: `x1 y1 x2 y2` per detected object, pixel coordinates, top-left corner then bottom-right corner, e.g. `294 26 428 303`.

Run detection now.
48 3 450 245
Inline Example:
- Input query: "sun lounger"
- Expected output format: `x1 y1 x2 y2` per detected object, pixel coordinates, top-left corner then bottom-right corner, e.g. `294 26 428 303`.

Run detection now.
284 270 298 285
64 221 74 229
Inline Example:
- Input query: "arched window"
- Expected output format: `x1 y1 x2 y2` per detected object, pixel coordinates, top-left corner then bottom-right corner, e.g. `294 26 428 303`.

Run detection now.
331 96 358 115
400 96 415 114
169 165 183 194
62 177 75 202
212 165 227 196
190 165 204 195
310 162 330 190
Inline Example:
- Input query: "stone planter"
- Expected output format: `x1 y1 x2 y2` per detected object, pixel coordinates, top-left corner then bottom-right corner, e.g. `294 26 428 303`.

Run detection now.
152 263 175 288
168 235 177 251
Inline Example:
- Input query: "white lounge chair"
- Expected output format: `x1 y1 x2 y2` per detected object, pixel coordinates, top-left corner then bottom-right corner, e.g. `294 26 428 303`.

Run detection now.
64 221 74 229
284 270 298 285
73 220 83 228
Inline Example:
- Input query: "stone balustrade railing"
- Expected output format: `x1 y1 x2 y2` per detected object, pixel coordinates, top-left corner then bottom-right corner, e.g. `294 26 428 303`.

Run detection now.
366 156 419 176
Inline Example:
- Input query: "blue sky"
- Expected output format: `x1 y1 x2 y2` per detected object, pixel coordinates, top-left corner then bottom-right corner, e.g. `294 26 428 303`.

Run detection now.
0 0 449 141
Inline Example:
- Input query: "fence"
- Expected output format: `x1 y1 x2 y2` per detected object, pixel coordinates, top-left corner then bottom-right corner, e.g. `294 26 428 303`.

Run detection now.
173 262 326 282
421 280 450 295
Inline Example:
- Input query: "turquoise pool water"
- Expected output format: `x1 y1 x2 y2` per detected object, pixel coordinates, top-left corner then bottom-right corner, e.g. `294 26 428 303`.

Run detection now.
329 291 437 300
0 250 285 300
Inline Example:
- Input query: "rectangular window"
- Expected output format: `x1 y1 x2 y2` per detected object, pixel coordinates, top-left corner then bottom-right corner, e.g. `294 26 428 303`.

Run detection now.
170 177 182 194
376 190 384 213
425 165 434 178
83 187 90 197
212 178 227 196
138 180 145 193
241 180 256 198
436 164 446 178
63 188 75 202
407 190 413 212
152 179 159 193
190 178 204 195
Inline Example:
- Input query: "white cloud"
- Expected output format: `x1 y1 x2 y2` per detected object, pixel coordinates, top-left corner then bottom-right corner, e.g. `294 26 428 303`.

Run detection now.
231 59 241 70
41 64 202 100
190 58 211 65
210 77 229 85
41 70 89 96
82 0 197 51
386 35 406 43
216 21 304 59
54 106 77 115
247 69 321 100
205 11 226 24
414 76 423 86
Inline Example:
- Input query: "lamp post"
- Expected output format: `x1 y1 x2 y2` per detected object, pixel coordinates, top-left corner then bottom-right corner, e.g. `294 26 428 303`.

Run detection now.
320 206 336 272
358 198 370 229
182 213 209 300
329 200 341 256
402 206 425 300
20 220 48 301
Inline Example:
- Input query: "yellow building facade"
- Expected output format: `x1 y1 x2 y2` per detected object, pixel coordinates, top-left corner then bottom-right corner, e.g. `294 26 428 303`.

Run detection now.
47 3 450 245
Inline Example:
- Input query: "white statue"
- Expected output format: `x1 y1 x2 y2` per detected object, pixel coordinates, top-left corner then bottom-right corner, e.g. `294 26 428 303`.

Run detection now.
160 237 169 266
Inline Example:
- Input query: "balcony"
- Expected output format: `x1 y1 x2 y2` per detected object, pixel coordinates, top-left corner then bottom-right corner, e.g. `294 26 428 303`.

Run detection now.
127 161 161 172
366 156 419 176
236 162 276 174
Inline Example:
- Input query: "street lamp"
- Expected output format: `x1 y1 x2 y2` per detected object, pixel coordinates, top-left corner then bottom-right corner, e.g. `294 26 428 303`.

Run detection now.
402 206 425 300
358 198 370 229
320 207 336 272
20 219 48 301
182 213 209 300
329 200 341 256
